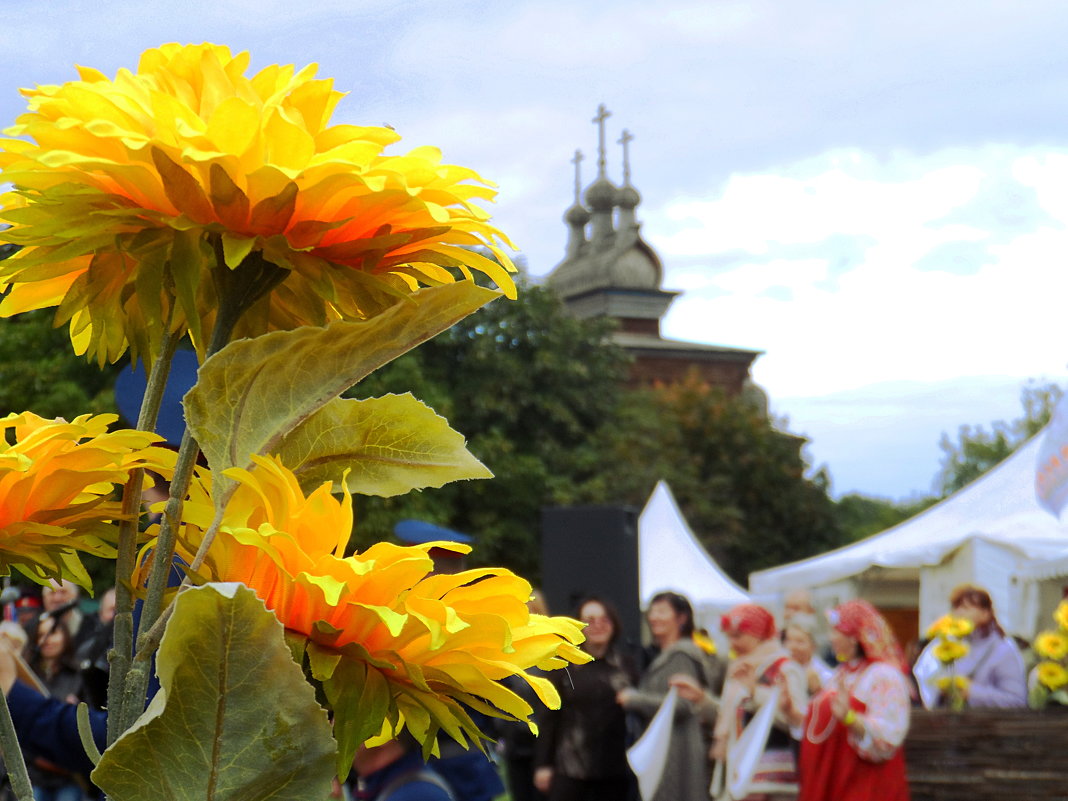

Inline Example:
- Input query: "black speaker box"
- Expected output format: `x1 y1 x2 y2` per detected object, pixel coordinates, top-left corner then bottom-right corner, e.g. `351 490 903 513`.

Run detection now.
540 504 642 646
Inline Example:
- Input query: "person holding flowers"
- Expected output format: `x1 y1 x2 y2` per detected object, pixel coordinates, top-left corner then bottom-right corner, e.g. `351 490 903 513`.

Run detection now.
798 600 911 801
914 584 1026 709
1027 598 1068 708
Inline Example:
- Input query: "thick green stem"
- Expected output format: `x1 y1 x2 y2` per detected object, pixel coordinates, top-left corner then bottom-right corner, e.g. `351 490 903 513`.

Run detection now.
119 422 202 733
113 239 288 735
107 331 180 746
0 688 34 801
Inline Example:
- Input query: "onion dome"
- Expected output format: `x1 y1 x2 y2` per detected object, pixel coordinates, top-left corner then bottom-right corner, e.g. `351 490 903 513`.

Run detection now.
617 183 641 210
565 202 591 226
585 176 618 211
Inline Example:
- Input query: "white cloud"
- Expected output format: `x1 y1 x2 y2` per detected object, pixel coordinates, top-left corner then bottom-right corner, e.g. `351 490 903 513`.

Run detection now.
656 146 1068 399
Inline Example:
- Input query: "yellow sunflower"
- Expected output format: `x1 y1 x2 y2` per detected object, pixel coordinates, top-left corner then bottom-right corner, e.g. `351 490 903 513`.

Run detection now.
932 639 969 664
0 411 174 588
1036 660 1068 691
1034 630 1068 661
1054 599 1068 632
169 455 589 773
925 614 973 640
934 675 970 693
0 43 516 366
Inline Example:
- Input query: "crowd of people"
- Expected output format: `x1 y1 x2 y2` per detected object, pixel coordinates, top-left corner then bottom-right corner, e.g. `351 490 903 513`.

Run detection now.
0 580 114 801
0 577 1038 801
514 582 1033 801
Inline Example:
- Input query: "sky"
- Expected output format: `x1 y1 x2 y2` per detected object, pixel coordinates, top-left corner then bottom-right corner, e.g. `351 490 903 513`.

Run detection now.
3 0 1068 499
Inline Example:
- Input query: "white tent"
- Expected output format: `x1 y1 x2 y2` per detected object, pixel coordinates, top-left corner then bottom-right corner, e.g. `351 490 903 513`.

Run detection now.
749 431 1068 638
639 481 749 635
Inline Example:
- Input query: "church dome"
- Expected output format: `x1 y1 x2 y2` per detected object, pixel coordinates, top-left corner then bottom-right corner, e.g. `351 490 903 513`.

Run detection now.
585 176 617 211
617 184 641 210
565 202 591 226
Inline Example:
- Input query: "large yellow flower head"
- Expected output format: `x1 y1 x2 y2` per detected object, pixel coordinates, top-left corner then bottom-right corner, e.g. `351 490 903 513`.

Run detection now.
1054 599 1068 632
932 638 969 665
925 614 974 640
1036 660 1068 691
0 411 174 589
934 675 970 694
1034 630 1068 661
169 455 588 770
0 43 516 365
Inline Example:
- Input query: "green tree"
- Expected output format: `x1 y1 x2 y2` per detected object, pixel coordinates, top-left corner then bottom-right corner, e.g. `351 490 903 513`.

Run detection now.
0 246 120 419
578 374 845 582
834 493 937 542
937 381 1062 496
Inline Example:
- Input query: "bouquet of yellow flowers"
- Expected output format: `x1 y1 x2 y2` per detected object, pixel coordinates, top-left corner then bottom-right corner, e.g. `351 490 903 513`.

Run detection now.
1029 600 1068 709
926 614 973 711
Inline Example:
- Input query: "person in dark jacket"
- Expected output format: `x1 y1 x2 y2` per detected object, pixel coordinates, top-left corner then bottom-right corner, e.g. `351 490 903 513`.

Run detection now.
22 620 87 801
535 597 639 801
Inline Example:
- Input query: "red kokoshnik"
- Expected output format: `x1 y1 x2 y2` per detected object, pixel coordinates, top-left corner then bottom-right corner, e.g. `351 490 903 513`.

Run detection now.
721 603 777 641
827 599 909 674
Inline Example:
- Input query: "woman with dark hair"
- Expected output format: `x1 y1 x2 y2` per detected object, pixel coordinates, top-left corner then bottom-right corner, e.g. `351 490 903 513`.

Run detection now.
533 596 638 801
617 591 715 801
798 600 911 801
913 583 1026 709
23 619 86 801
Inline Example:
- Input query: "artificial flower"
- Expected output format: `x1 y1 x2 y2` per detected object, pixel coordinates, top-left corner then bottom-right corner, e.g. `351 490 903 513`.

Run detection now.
693 630 717 655
1034 630 1068 661
1036 660 1068 691
0 43 516 366
934 675 970 693
167 455 588 767
1054 599 1068 632
926 614 974 640
0 411 174 588
932 639 969 664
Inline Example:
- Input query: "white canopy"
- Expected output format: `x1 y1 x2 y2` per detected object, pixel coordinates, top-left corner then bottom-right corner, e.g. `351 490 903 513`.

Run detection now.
749 430 1068 636
639 480 749 609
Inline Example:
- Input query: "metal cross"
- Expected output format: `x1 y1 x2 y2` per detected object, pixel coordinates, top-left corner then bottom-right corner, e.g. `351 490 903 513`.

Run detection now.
571 149 584 203
591 103 612 175
618 129 634 184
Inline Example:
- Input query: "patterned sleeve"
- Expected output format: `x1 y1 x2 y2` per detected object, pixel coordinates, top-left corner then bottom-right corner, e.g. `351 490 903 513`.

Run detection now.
849 663 910 762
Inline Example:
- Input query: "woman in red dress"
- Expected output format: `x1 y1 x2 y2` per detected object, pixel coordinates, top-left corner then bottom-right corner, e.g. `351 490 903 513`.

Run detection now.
798 600 911 801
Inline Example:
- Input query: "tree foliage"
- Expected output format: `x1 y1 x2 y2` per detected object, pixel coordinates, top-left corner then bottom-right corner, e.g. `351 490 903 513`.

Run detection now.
577 375 845 582
833 493 937 543
0 310 120 420
936 381 1063 496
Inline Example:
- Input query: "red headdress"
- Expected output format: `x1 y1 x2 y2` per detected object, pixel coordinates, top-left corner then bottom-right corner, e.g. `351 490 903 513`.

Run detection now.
720 603 777 641
828 599 908 673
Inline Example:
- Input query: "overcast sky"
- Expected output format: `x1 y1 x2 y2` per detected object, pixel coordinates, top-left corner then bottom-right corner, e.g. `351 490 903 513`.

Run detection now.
3 0 1067 499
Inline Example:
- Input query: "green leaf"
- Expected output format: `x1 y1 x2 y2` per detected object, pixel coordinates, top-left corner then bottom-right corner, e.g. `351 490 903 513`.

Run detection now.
277 393 491 496
320 657 392 779
185 281 499 506
92 583 336 801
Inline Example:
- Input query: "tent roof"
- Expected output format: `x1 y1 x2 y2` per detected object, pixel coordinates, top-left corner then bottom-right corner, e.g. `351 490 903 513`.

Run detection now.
750 430 1068 594
639 480 749 607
